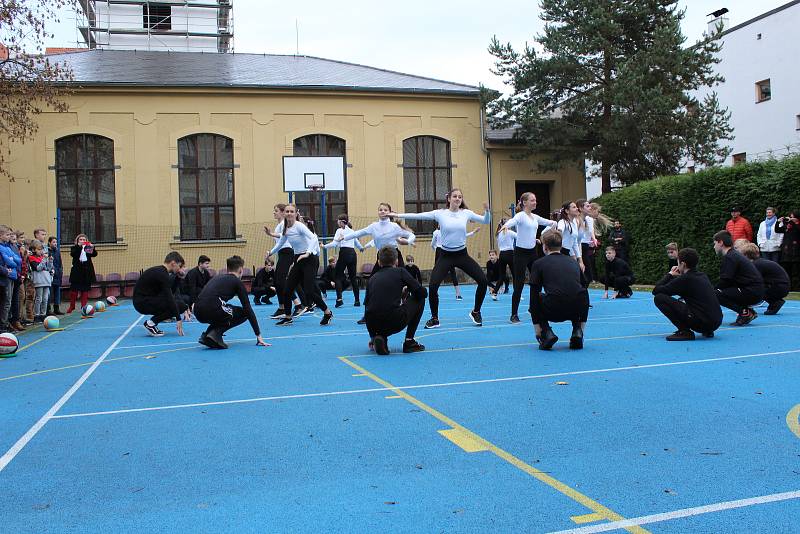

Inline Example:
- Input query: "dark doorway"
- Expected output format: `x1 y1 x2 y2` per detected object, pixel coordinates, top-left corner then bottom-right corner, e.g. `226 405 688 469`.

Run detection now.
514 181 551 218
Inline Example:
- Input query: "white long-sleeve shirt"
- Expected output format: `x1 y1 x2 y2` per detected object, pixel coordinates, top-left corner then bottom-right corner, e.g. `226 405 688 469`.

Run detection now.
270 221 317 255
503 211 556 249
580 215 596 245
350 219 416 250
324 227 365 251
272 221 293 250
496 229 517 251
555 218 583 258
431 228 479 250
399 208 490 251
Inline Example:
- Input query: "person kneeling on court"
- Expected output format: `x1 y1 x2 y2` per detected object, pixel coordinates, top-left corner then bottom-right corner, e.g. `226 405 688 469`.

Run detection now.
713 230 765 326
652 248 723 341
601 246 634 299
529 231 590 350
735 242 789 315
133 251 191 337
364 246 427 355
194 255 269 349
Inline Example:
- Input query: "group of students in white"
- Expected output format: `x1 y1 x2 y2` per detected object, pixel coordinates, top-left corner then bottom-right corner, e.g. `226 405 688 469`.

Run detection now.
130 187 792 353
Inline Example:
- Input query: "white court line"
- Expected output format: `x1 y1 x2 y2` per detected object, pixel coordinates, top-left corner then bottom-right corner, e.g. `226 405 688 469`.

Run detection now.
0 314 143 474
548 489 800 533
52 347 800 419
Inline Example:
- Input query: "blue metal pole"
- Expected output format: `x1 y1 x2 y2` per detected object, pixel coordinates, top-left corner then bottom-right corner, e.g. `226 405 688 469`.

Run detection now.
321 191 328 265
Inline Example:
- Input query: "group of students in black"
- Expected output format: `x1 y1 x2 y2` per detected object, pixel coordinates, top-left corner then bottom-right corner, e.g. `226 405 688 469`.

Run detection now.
127 187 792 353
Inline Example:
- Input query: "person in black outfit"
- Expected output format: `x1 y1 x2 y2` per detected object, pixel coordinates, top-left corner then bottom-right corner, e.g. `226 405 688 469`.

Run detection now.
252 258 277 305
317 257 340 297
736 242 790 315
713 230 765 326
486 250 502 299
775 210 800 290
364 246 427 355
666 242 679 269
182 255 212 307
601 246 635 299
652 248 723 341
404 255 423 283
529 231 590 351
608 220 630 263
133 251 190 337
194 255 269 349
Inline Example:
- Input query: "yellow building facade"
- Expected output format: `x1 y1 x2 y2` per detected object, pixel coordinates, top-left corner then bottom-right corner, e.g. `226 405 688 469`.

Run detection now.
0 51 585 277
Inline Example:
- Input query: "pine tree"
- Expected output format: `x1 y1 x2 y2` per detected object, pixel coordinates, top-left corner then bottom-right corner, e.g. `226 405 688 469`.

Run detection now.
488 0 733 193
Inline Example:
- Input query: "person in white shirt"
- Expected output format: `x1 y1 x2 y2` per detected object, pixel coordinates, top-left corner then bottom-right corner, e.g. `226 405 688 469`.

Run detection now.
323 214 365 308
392 188 491 328
545 201 586 282
757 207 784 263
578 199 598 287
494 218 516 296
502 192 557 323
264 203 304 319
431 226 481 300
268 205 333 327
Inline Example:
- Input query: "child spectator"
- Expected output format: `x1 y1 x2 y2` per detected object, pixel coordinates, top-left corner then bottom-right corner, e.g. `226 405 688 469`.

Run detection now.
404 255 423 284
0 225 15 332
6 231 24 331
47 236 64 315
29 240 53 323
666 242 679 269
17 234 35 325
486 250 501 300
252 259 277 305
602 246 635 299
318 257 338 297
182 255 212 306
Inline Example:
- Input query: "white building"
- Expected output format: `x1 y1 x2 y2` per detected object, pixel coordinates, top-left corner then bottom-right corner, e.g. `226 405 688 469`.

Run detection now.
691 1 800 170
76 0 233 53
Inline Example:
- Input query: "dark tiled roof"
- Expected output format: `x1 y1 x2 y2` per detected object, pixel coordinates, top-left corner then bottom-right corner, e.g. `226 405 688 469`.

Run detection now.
45 49 480 96
486 125 523 144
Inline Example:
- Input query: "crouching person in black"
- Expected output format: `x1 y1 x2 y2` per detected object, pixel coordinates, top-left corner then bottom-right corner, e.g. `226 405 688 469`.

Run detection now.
652 247 723 341
736 242 790 315
133 251 190 337
194 255 269 349
529 231 590 350
601 246 634 298
364 246 427 355
251 258 277 305
713 230 765 326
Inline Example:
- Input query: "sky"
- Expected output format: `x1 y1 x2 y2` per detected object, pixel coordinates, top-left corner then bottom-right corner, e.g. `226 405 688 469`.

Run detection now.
41 0 790 91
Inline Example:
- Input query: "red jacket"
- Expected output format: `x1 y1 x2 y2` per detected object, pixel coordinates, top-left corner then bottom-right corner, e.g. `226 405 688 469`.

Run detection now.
726 217 753 242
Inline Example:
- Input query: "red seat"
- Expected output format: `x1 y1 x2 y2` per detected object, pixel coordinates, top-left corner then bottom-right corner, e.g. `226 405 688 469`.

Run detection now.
123 271 140 297
88 274 104 299
104 273 122 297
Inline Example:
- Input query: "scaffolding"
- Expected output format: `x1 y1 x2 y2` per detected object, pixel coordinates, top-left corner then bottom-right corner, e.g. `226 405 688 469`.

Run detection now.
76 0 233 53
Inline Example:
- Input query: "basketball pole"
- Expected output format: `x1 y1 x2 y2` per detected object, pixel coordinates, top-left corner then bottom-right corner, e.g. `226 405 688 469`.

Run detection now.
320 189 328 265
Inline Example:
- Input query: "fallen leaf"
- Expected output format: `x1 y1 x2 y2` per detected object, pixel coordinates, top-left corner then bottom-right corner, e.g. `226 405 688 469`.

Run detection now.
555 381 569 386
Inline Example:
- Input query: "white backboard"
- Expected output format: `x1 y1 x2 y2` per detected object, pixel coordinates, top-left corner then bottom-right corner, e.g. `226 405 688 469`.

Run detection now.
282 156 346 192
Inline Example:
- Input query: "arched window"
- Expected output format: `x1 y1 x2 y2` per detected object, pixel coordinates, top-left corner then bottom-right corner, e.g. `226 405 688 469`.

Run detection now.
292 134 346 238
177 134 235 240
55 134 117 243
402 136 452 234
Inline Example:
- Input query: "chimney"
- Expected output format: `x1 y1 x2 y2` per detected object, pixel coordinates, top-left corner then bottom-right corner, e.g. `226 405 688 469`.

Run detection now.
708 16 729 35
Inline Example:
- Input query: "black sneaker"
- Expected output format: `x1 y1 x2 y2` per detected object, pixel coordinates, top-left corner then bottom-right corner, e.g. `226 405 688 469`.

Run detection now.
666 330 695 341
510 314 520 324
537 328 558 350
335 300 344 308
456 295 463 301
357 317 367 325
275 317 293 326
270 309 285 319
320 312 333 326
253 300 262 306
469 310 482 326
569 327 584 349
292 305 306 318
764 300 785 315
373 335 390 355
402 339 425 353
206 329 228 349
424 318 440 329
702 331 715 338
143 320 165 337
199 332 224 349
354 301 361 307
307 304 317 313
733 308 757 326
263 299 272 305
491 293 498 301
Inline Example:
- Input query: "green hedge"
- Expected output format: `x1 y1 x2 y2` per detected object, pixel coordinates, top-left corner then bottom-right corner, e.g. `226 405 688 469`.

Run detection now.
593 155 800 284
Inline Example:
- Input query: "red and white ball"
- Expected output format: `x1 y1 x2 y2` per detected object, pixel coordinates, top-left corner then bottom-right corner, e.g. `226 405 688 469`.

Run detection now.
81 304 95 317
0 332 19 357
106 296 117 306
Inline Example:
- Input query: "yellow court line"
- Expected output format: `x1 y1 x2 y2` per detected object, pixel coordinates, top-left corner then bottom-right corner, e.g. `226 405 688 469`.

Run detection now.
571 512 606 524
788 404 800 439
12 320 81 355
339 356 649 534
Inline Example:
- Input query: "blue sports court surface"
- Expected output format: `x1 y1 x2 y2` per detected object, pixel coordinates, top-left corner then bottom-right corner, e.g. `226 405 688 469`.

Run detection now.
1 286 799 533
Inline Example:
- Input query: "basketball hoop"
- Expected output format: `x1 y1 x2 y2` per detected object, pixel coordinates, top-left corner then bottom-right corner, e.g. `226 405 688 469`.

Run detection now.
306 183 324 192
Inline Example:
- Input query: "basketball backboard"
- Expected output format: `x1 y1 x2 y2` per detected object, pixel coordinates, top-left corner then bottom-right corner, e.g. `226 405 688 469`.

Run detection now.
282 156 346 192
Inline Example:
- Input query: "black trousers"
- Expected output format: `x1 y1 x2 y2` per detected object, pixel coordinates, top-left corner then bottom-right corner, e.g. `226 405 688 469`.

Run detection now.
762 251 780 262
133 295 188 325
275 248 305 308
716 287 763 315
581 243 597 286
601 274 634 294
529 290 590 328
251 286 276 303
283 254 327 312
511 246 537 316
781 261 800 291
764 283 789 305
335 248 360 302
429 248 488 317
654 294 719 334
195 300 248 336
435 248 459 287
365 293 426 340
497 250 513 292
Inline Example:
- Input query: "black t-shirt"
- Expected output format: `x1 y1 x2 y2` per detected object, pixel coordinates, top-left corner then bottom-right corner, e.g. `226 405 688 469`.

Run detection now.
134 265 180 319
253 267 274 289
530 253 586 298
716 249 765 295
753 258 789 289
404 264 422 284
184 266 211 303
196 274 260 336
365 266 426 315
653 270 723 329
486 260 500 281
